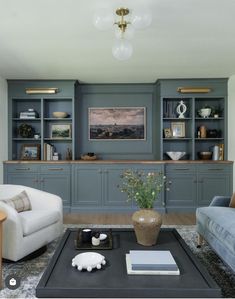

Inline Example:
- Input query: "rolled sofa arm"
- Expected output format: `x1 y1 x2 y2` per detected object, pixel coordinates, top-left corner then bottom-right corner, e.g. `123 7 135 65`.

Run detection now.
209 196 231 207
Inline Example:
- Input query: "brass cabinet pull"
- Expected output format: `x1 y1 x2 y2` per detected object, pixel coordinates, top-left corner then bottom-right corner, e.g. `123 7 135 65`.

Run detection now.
48 168 64 171
15 168 30 171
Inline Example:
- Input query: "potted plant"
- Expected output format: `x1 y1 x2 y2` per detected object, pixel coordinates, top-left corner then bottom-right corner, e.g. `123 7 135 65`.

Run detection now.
119 170 167 246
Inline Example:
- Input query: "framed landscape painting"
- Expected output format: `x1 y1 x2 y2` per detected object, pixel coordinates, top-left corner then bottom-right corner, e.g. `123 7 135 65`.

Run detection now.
88 107 146 140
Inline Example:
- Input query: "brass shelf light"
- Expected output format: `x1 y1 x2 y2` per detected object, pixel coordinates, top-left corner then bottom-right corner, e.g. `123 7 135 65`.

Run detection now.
25 87 58 94
177 87 212 94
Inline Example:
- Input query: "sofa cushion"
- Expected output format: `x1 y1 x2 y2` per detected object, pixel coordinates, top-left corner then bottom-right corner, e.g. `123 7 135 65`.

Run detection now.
2 190 31 213
196 207 235 254
229 193 235 208
19 210 60 236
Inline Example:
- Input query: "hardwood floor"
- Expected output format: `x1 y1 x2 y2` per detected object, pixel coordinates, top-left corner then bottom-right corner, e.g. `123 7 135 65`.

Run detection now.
64 213 196 225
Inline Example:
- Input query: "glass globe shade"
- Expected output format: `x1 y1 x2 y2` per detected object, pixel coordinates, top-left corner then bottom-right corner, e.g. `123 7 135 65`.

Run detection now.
114 25 135 40
131 7 152 29
93 8 115 30
112 39 133 61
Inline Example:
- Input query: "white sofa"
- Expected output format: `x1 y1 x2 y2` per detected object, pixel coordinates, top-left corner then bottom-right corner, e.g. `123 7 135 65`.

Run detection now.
0 184 63 261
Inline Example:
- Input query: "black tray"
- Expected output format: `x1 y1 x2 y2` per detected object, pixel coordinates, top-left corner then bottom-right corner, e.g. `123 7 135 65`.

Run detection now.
74 229 113 250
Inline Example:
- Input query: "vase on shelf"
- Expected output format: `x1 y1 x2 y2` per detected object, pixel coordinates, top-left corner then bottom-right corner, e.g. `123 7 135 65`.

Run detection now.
132 208 162 246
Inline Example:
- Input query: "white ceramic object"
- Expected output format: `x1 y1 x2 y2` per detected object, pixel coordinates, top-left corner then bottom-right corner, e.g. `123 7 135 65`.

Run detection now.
166 151 186 160
52 111 68 118
72 252 106 272
99 233 107 241
198 108 211 118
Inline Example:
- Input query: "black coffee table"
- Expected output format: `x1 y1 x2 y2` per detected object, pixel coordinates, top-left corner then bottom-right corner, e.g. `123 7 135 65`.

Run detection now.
36 228 220 298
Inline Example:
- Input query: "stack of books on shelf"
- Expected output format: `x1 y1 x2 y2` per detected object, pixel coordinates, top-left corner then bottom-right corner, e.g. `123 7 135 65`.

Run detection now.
126 250 180 275
43 143 54 160
19 110 38 119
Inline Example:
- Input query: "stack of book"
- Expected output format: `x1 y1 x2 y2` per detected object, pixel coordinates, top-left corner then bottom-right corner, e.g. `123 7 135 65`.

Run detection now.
19 110 38 119
126 250 180 275
43 143 54 160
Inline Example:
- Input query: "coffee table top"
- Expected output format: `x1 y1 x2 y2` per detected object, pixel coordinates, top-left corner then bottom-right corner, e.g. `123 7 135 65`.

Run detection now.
36 228 220 298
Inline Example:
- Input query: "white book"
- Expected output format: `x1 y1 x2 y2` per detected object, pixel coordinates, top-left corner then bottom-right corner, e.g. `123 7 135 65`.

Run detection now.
129 250 178 271
126 254 180 275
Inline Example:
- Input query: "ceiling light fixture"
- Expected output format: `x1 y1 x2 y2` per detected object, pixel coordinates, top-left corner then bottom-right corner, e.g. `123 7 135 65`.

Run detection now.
93 6 152 61
25 88 58 94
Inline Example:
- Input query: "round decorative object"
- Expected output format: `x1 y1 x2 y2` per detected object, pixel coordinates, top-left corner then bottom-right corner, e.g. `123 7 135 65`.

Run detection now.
132 209 162 246
72 252 106 272
176 100 187 118
18 123 35 138
81 154 97 161
198 108 211 118
52 112 68 118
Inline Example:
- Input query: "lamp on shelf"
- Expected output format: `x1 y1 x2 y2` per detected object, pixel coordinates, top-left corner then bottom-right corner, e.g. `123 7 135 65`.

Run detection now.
93 6 152 61
25 88 58 94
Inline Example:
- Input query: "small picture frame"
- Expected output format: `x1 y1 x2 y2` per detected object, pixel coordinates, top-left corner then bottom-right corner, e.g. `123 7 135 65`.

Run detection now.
21 144 40 160
171 122 185 138
51 124 72 139
164 128 172 138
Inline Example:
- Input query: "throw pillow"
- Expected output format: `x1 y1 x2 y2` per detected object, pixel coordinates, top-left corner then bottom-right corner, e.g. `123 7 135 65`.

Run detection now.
229 193 235 208
2 190 32 213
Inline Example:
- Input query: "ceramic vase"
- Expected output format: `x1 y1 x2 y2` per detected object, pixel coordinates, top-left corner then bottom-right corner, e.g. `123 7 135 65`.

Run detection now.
132 208 162 246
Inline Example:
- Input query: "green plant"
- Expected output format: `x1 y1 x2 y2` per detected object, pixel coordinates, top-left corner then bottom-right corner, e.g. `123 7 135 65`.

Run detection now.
118 170 167 209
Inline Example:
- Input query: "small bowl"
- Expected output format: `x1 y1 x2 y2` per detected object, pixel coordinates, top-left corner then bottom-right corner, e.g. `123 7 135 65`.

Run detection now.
52 111 68 118
198 108 211 118
198 151 212 160
166 151 186 160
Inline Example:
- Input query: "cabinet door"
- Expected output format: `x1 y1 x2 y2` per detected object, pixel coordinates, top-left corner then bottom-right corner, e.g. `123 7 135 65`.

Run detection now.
197 164 232 206
165 174 197 211
5 173 39 189
197 173 231 206
72 165 102 206
165 164 197 211
40 165 71 206
103 166 131 207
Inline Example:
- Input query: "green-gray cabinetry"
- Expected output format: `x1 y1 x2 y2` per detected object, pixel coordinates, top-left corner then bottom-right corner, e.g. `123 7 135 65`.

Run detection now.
4 163 71 211
165 164 197 211
4 161 233 213
71 163 165 212
165 162 232 212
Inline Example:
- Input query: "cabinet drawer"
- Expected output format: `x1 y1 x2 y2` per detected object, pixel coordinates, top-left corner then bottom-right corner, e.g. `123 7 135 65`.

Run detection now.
197 164 231 173
165 164 196 173
6 164 39 173
41 164 70 173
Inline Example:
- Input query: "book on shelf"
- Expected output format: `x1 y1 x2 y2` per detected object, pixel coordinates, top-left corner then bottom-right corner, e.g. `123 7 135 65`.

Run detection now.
44 143 54 160
128 250 179 272
126 254 180 275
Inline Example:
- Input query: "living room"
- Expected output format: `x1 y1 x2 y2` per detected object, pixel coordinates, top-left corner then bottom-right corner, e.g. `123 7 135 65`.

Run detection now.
0 0 235 298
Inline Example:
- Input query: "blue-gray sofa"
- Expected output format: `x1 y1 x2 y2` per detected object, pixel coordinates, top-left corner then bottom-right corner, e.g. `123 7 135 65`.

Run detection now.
196 196 235 272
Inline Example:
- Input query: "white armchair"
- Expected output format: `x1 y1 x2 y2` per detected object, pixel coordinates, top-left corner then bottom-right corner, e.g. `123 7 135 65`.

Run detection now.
0 184 63 261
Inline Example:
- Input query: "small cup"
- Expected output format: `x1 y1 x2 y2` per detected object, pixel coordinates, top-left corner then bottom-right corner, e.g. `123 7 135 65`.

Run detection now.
34 134 40 139
81 229 92 243
92 236 100 246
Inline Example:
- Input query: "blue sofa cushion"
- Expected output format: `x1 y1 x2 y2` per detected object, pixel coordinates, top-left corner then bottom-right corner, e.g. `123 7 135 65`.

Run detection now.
196 207 235 255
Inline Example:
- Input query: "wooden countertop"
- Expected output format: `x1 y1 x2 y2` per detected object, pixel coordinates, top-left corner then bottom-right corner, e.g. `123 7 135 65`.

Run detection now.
3 160 234 164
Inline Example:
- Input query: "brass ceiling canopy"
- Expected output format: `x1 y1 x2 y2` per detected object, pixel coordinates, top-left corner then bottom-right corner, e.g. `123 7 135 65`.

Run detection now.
115 7 130 33
25 87 58 94
177 87 212 94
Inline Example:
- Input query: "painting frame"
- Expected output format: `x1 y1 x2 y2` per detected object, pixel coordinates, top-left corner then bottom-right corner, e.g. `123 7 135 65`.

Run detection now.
164 128 172 138
171 122 185 138
88 107 146 140
21 144 40 160
51 124 72 139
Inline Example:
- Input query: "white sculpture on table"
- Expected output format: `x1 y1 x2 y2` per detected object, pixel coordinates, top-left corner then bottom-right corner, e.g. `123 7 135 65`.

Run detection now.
72 252 106 272
176 100 187 118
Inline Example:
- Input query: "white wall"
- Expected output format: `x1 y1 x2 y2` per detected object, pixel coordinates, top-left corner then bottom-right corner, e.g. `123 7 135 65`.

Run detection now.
228 75 235 191
0 77 8 183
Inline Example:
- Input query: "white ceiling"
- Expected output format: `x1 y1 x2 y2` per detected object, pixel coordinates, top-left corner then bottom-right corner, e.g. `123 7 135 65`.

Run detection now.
0 0 235 83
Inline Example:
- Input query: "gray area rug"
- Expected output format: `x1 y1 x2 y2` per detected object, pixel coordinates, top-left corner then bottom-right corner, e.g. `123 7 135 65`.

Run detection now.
0 224 235 298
